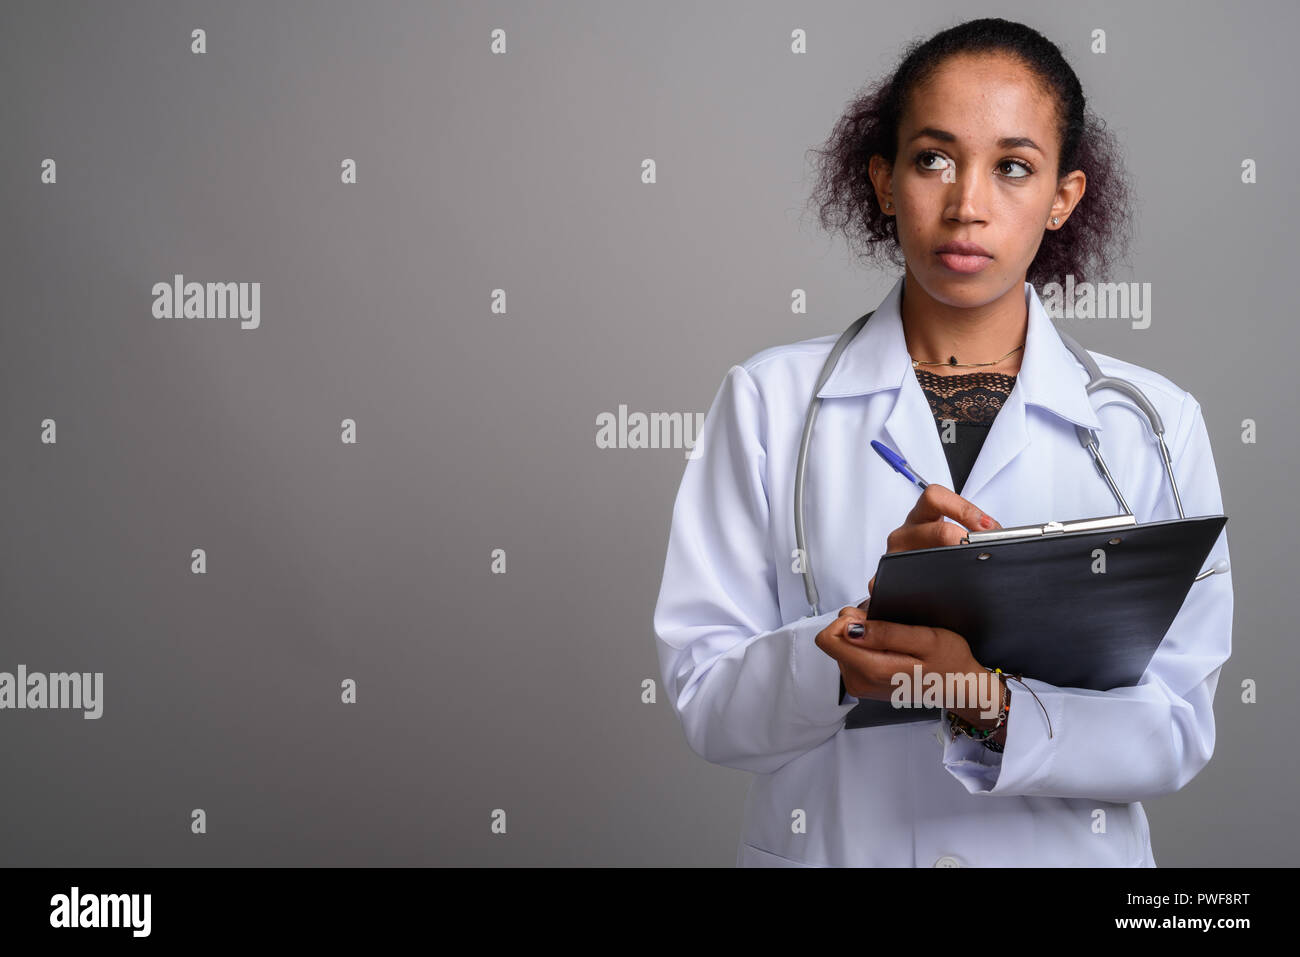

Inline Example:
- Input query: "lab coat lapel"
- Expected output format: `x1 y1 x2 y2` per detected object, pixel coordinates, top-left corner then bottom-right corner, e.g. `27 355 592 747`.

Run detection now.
882 368 955 493
951 378 1028 503
815 277 954 493
961 281 1106 503
816 276 1104 506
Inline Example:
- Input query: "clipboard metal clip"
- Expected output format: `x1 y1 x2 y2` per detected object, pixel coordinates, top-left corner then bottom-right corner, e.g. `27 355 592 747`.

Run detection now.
961 513 1137 545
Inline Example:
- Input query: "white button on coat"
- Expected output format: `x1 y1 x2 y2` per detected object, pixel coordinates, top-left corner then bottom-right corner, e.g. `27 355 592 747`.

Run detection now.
653 276 1233 867
934 856 962 868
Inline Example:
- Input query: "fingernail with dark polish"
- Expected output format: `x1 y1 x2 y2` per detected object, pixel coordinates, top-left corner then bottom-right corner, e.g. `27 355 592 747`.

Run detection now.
848 624 864 638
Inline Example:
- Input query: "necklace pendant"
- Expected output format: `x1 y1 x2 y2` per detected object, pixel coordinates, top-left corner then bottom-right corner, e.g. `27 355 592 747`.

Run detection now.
948 356 957 366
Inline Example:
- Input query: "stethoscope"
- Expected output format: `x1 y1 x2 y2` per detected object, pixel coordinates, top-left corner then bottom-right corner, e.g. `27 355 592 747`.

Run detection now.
794 309 1229 617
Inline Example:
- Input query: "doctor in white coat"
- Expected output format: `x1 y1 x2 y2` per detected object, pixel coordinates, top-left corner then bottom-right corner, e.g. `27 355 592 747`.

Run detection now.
651 31 1233 867
652 274 1232 867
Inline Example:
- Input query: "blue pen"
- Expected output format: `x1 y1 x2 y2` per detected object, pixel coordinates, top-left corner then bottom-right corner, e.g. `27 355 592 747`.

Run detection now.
870 440 930 489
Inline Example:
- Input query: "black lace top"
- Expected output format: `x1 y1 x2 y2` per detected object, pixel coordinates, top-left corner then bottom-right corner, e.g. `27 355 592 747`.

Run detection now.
913 368 1017 494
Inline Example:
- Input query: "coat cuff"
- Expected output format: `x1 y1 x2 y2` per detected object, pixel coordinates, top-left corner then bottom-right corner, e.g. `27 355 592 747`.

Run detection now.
791 610 860 725
941 677 1061 794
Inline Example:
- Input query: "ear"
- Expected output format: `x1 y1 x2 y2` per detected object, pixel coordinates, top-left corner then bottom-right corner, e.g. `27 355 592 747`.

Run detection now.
868 155 895 214
1048 169 1086 229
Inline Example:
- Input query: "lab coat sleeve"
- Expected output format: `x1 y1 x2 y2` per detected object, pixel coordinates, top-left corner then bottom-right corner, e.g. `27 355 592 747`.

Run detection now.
653 364 859 775
940 395 1234 802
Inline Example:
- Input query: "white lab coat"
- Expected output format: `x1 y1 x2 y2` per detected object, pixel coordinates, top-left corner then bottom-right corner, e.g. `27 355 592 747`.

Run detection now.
653 275 1233 867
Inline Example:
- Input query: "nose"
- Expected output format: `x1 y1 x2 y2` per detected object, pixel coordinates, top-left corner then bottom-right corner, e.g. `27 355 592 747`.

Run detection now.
944 161 989 224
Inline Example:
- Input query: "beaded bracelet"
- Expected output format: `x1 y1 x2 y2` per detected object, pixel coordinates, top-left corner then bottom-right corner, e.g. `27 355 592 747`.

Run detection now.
946 673 1008 744
945 667 1054 752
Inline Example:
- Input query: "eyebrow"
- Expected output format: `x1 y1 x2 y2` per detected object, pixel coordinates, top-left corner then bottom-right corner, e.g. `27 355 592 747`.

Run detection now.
906 126 1043 154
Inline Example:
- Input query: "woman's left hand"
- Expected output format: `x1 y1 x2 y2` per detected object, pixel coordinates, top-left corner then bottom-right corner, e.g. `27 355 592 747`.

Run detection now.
817 601 1001 723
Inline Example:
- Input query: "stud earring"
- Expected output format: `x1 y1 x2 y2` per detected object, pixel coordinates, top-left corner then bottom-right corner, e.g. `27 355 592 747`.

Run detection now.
1052 217 1059 225
885 200 893 209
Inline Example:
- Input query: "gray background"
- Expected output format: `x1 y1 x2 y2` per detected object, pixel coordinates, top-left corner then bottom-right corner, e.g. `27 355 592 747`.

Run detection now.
1 0 1294 866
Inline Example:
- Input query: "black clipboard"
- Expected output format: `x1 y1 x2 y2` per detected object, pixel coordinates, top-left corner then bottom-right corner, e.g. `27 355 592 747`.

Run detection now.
841 513 1228 729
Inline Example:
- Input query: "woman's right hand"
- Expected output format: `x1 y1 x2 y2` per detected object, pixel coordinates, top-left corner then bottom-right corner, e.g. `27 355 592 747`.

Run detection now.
866 485 1001 594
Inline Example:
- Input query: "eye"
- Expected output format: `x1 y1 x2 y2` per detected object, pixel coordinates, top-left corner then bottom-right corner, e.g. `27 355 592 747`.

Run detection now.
998 159 1033 178
916 150 951 172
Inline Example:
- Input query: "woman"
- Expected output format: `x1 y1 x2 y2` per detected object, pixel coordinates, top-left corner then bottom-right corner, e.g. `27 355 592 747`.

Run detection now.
652 17 1232 867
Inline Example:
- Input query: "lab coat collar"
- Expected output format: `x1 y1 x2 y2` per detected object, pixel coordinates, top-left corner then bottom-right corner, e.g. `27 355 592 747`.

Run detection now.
816 275 1103 502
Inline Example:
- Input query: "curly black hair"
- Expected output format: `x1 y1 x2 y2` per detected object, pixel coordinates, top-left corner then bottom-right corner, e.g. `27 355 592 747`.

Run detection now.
807 17 1135 288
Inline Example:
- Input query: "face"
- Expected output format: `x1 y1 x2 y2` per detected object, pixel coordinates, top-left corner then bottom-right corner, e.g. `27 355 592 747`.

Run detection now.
868 52 1086 309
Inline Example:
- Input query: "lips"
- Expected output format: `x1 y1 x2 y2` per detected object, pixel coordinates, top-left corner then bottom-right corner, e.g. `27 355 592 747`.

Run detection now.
935 241 992 257
934 240 993 275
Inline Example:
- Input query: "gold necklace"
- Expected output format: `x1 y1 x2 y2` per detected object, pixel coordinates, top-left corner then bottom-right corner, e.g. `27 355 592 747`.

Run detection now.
909 343 1024 369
